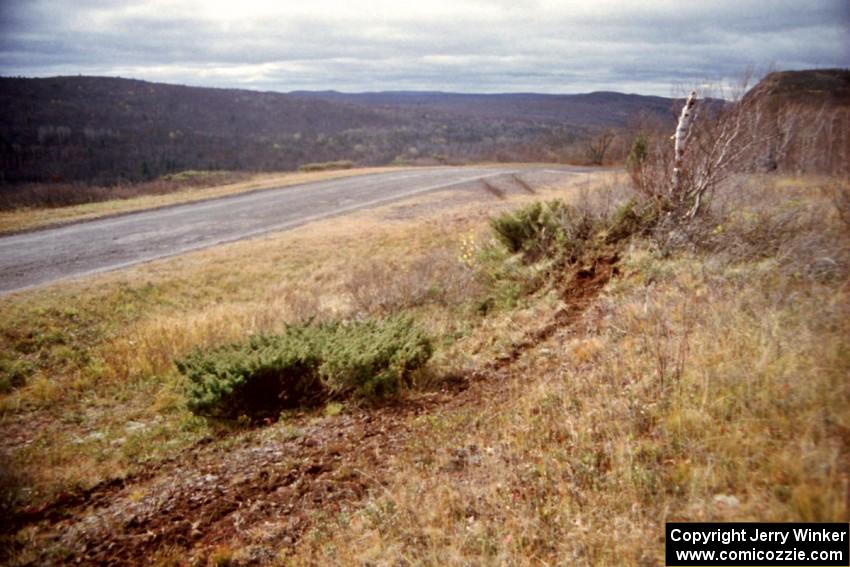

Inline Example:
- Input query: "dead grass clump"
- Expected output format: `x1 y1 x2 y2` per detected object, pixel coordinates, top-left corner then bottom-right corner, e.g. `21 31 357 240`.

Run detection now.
344 250 481 316
571 176 634 220
654 177 850 284
107 287 335 383
833 182 850 230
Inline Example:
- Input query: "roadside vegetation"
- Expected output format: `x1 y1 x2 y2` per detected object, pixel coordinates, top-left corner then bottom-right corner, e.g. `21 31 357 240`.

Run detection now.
179 316 432 419
2 164 846 564
0 172 602 518
0 170 249 211
288 174 849 565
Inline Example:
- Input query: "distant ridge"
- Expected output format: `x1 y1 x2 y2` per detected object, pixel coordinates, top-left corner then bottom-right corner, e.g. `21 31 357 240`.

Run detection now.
0 75 678 184
288 90 675 126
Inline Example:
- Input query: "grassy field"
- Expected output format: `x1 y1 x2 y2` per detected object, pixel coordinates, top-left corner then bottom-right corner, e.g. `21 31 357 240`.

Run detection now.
0 166 410 235
1 169 848 565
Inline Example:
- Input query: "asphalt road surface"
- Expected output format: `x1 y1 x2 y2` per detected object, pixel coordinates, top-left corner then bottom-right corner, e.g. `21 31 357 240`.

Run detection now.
0 166 591 294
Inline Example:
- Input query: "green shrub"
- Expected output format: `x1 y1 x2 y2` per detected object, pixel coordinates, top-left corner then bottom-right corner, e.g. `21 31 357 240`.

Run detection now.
603 199 659 244
176 316 432 419
490 200 597 263
627 135 648 169
318 317 433 399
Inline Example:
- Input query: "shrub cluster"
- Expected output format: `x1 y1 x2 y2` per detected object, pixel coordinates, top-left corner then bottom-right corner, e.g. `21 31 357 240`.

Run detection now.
177 316 432 419
0 358 33 394
490 199 655 264
490 200 595 263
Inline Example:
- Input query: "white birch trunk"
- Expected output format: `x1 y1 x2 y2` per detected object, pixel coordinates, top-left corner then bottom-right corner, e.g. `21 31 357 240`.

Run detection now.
671 91 697 197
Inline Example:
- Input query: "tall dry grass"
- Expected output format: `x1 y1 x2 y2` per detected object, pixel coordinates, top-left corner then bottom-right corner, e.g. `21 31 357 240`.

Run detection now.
0 171 250 211
289 176 850 565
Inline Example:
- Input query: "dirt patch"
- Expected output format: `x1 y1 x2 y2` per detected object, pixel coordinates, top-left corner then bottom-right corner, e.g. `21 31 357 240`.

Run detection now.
5 382 469 566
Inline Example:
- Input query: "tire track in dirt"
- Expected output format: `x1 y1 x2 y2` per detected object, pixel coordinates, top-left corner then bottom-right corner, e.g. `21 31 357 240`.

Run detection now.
11 388 468 565
489 253 618 370
10 256 619 566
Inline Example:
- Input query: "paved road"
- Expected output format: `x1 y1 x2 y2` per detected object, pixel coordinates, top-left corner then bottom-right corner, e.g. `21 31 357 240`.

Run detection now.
0 166 589 294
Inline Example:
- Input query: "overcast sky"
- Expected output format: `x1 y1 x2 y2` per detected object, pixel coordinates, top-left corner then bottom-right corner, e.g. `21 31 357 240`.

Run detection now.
1 0 847 96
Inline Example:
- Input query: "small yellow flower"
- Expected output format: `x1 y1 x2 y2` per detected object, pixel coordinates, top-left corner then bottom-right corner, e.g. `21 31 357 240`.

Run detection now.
459 231 478 269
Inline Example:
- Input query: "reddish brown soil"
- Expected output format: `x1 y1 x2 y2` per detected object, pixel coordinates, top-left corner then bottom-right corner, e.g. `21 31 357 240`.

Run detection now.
6 255 617 566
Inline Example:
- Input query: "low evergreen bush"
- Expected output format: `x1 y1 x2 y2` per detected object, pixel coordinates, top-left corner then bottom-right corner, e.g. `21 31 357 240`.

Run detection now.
177 316 432 419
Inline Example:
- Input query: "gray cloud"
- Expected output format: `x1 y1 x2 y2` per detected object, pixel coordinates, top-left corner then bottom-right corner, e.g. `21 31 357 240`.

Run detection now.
1 0 847 95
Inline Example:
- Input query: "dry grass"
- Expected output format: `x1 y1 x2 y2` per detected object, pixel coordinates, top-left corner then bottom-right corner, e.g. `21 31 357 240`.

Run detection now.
0 166 408 235
287 176 850 566
293 267 848 565
0 171 251 211
344 250 482 316
0 169 610 507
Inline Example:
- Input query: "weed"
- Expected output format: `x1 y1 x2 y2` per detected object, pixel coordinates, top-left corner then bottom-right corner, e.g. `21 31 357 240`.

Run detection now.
489 195 652 268
604 199 659 244
323 402 344 417
490 200 594 262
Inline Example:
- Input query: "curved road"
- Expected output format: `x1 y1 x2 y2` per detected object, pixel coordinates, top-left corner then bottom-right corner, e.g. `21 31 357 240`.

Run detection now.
0 166 589 294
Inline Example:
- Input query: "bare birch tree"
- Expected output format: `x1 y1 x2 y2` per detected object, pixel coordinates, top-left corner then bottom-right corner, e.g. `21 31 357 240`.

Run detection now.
629 79 775 221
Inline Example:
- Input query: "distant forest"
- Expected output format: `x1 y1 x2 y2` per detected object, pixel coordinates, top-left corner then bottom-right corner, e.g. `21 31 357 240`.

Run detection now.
2 71 846 186
0 76 677 185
